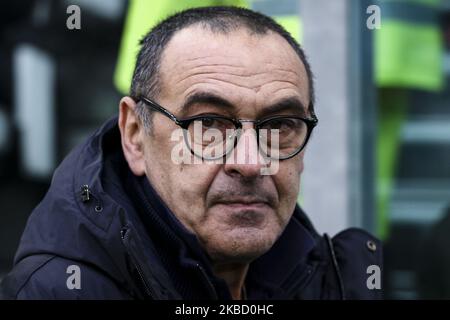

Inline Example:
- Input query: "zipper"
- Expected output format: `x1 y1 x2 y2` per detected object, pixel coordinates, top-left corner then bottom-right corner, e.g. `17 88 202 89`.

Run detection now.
80 185 103 212
324 233 346 300
120 227 158 299
196 263 219 299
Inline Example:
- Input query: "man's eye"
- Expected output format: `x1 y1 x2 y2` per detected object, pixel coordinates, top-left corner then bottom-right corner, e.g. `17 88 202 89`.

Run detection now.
201 118 216 128
266 119 296 131
199 117 233 131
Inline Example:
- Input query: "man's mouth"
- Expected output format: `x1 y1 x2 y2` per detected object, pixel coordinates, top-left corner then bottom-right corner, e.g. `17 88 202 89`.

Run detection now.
212 198 271 227
216 202 269 211
215 197 271 209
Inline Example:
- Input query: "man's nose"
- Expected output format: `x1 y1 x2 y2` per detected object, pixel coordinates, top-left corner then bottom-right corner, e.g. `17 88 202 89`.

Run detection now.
223 124 266 178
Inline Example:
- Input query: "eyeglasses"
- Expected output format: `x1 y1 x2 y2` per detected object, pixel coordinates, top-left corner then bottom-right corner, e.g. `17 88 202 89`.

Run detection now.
135 96 318 160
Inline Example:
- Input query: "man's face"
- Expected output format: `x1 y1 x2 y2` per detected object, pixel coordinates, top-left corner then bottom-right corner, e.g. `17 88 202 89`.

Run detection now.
141 25 310 264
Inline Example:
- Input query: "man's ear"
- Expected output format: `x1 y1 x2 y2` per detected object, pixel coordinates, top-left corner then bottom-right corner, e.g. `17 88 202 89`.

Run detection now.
298 150 305 174
118 96 146 176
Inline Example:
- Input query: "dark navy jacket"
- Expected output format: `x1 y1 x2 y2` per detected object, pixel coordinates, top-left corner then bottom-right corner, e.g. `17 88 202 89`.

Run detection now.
0 117 383 300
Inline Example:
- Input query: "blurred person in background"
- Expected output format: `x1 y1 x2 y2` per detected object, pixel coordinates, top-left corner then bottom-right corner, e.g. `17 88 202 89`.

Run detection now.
417 205 450 299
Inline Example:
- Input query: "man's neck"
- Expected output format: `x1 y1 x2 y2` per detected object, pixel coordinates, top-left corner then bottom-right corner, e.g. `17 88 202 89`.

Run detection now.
213 263 249 300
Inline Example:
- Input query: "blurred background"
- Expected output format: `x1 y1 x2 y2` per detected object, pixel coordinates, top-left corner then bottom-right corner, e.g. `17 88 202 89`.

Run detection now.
0 0 449 299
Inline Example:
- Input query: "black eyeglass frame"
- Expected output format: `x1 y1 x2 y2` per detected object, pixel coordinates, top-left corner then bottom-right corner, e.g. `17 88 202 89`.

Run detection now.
135 95 318 160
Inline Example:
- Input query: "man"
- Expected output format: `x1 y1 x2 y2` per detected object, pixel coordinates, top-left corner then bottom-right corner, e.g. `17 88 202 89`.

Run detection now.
0 6 382 300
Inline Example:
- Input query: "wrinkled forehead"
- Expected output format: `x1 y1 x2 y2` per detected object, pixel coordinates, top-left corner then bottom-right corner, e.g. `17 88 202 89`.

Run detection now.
158 24 310 113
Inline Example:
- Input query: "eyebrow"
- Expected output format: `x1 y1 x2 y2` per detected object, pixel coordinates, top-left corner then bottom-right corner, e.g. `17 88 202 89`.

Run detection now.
181 92 235 115
260 96 308 118
181 91 308 118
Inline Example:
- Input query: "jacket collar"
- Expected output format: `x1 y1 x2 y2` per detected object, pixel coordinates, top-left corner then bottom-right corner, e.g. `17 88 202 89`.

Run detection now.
247 207 316 297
